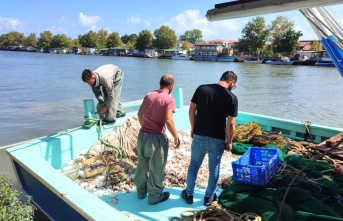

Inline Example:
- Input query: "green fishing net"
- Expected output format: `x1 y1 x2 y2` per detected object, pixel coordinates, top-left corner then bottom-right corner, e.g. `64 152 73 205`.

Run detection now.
220 153 343 220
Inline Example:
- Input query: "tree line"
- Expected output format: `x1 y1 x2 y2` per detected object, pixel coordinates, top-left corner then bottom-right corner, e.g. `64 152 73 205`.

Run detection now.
0 26 201 52
236 16 323 57
0 16 323 56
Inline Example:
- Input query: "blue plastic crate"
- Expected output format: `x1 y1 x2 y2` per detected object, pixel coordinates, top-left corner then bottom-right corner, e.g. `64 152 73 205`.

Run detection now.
232 147 280 186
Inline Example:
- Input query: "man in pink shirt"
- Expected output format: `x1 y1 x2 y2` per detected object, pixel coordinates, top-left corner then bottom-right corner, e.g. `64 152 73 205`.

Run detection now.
134 74 180 205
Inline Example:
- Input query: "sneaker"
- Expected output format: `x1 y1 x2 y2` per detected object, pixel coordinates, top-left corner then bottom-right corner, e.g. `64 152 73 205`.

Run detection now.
150 192 170 205
181 190 193 204
204 193 217 206
116 113 126 118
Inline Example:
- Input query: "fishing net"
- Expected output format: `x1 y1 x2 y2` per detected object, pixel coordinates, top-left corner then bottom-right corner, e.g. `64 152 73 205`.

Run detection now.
232 122 291 155
219 154 343 220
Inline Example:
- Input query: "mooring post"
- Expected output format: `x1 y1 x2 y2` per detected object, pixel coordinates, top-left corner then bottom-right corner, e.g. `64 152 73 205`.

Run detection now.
175 88 184 108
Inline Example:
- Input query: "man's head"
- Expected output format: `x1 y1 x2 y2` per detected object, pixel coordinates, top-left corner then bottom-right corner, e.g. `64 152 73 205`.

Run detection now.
220 70 237 91
82 69 96 86
159 74 175 94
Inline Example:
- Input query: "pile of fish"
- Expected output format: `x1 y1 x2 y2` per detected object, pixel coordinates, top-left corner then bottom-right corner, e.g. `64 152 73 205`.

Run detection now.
70 116 235 197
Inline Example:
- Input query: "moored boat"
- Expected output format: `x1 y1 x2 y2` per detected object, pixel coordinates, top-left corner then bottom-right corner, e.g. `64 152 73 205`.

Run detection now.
315 61 335 67
171 52 191 60
5 88 343 221
193 55 236 62
243 59 262 64
265 60 294 65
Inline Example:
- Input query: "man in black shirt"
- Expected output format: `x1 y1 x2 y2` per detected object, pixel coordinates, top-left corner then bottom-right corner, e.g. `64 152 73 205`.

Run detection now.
182 70 238 206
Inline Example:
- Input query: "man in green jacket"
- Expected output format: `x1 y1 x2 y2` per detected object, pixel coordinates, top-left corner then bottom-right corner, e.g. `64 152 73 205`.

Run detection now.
82 64 125 124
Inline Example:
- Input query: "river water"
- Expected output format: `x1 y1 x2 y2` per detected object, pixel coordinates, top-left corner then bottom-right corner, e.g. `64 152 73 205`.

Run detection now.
1 50 343 147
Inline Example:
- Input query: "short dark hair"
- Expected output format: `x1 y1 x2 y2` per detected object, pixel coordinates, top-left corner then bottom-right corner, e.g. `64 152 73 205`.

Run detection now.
159 74 174 87
220 70 237 83
82 69 93 82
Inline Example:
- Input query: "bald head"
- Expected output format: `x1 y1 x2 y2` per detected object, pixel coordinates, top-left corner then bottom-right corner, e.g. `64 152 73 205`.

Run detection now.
159 74 174 88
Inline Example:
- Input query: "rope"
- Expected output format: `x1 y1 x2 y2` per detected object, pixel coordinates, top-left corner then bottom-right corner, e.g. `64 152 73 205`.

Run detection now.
169 203 261 221
83 116 99 128
303 120 314 142
84 117 123 157
277 135 343 221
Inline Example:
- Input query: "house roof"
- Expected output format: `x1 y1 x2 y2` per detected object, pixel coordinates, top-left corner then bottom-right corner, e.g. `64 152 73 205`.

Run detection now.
207 39 238 43
298 41 312 51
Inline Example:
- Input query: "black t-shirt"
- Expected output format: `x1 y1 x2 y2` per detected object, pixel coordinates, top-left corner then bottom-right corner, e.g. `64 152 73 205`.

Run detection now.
191 84 238 140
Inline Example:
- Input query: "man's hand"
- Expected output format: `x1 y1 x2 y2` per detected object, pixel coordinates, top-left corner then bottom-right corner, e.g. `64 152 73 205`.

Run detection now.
174 137 180 148
98 104 107 115
225 142 233 152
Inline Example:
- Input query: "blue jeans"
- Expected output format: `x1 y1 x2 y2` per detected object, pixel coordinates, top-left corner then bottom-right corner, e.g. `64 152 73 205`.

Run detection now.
186 134 225 198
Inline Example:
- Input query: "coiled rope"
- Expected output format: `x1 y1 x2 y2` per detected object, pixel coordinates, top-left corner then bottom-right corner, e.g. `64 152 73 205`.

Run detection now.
169 202 261 221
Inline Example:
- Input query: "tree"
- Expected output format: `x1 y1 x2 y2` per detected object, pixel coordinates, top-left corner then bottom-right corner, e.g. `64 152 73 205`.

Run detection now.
311 41 323 51
121 34 130 44
181 41 191 51
79 31 98 48
269 16 302 55
126 41 136 49
269 16 294 42
153 25 177 49
236 16 269 56
121 33 137 49
179 29 202 44
106 32 122 48
272 29 302 55
38 31 53 48
136 30 153 52
97 29 108 49
50 34 72 48
71 38 80 47
24 33 38 47
0 31 25 46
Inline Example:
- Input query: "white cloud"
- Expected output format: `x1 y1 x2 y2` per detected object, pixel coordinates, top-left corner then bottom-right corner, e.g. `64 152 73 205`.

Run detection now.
126 15 141 24
78 12 101 30
168 9 241 41
144 19 152 27
0 17 23 31
48 25 67 36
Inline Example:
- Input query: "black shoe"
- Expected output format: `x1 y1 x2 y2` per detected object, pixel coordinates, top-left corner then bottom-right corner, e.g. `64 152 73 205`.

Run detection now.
204 193 217 206
150 192 170 205
116 113 126 118
98 119 116 126
182 190 193 204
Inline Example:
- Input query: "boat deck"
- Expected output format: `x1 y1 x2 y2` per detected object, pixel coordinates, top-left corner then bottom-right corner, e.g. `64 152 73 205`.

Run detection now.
108 187 212 221
91 157 236 221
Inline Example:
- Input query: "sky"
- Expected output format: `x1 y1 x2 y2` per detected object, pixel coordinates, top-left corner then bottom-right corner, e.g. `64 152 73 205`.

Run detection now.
1 0 343 42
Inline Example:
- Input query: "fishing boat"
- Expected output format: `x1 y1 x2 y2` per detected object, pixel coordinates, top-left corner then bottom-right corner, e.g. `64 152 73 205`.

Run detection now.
171 52 191 60
5 89 343 221
4 1 343 221
193 55 236 62
315 54 335 67
265 60 294 65
315 61 335 67
243 58 263 64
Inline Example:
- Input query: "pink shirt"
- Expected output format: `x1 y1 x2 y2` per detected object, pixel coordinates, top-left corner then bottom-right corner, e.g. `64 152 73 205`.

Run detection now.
140 89 176 134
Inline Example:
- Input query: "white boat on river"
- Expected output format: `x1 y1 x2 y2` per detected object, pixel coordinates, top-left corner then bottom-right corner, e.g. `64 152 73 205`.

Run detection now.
171 52 191 60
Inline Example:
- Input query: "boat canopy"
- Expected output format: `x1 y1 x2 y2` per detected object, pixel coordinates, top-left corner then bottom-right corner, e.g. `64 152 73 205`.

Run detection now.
206 0 343 78
206 0 343 21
